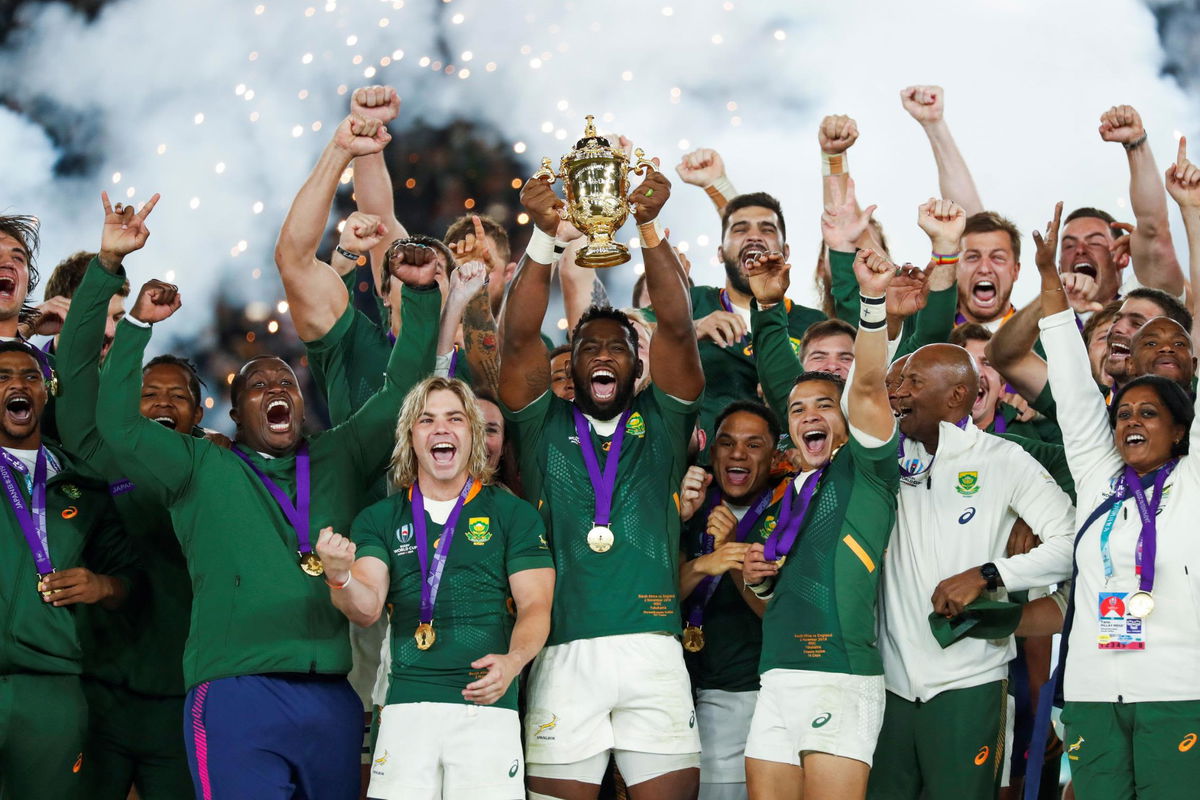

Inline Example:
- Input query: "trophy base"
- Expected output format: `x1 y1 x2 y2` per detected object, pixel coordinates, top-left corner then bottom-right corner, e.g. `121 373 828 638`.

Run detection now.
575 241 631 269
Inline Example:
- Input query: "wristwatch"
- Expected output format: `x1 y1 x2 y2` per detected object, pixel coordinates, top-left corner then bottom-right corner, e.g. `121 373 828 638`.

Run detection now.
980 562 1001 592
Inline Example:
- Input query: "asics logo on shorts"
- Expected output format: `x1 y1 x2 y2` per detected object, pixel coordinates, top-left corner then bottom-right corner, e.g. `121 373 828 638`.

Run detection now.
811 712 832 728
689 711 696 729
974 746 989 766
1180 733 1197 752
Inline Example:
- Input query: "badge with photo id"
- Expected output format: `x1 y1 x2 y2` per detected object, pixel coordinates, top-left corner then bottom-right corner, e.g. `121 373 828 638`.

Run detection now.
1097 592 1145 650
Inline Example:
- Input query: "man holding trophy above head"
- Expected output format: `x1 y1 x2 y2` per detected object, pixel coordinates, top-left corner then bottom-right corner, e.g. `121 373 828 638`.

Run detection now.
500 119 705 800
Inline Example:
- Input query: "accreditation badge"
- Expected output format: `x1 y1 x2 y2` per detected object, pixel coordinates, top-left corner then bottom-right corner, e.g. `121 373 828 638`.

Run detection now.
1097 592 1146 650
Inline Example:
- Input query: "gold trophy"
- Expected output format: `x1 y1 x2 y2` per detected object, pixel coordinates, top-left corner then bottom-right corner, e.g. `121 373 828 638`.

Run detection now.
533 115 657 268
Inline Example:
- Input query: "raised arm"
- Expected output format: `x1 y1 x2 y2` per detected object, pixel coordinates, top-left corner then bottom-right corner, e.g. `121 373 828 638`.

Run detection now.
819 116 884 254
749 254 802 422
1099 105 1186 297
821 177 878 324
558 223 607 333
274 114 391 342
58 192 158 459
847 249 899 441
675 147 737 215
1165 136 1200 343
633 169 703 401
316 526 390 627
901 85 983 215
349 85 407 292
436 259 494 389
889 198 967 353
497 178 561 411
96 280 197 496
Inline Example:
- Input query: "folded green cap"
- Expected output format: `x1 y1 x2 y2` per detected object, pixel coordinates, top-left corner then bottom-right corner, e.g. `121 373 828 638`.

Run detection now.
928 599 1023 649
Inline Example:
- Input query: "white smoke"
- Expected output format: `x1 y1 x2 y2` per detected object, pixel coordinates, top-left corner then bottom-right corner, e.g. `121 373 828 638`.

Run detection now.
1 0 1196 329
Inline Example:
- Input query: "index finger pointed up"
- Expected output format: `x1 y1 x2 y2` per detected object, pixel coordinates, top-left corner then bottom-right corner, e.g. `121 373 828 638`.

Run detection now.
101 191 114 215
1178 135 1188 169
471 214 485 242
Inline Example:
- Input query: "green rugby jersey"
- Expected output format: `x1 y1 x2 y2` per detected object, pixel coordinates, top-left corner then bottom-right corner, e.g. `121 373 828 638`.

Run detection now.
352 482 551 710
96 285 437 689
682 478 790 693
56 258 190 697
643 285 824 456
753 433 899 676
504 387 697 645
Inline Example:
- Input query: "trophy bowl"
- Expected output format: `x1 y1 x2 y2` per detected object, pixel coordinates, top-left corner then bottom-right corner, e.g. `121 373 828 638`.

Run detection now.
533 115 657 268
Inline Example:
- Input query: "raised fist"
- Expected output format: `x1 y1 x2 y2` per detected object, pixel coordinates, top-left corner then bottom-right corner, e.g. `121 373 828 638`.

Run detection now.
316 526 356 583
100 191 161 262
916 198 966 253
21 296 71 338
1098 105 1146 145
447 259 488 301
678 466 713 522
675 148 726 187
131 279 181 324
520 177 565 236
387 241 440 288
339 212 387 255
853 248 897 297
351 85 400 124
818 115 859 155
332 114 392 158
628 163 670 224
900 85 944 125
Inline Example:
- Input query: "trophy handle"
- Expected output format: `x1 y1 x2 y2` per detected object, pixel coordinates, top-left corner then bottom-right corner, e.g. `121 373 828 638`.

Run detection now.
629 148 657 176
532 157 558 183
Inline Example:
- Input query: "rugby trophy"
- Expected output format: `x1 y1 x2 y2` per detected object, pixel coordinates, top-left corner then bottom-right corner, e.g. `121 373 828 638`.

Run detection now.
532 115 657 268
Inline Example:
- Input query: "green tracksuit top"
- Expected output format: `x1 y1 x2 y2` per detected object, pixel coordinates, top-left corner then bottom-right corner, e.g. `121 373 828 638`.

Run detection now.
0 443 138 676
95 286 438 689
55 258 192 697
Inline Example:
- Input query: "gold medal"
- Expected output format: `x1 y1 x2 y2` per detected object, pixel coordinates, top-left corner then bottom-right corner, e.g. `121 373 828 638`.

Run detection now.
414 622 436 650
37 573 55 602
682 625 705 653
775 555 787 568
1127 590 1155 618
587 525 614 553
299 551 324 577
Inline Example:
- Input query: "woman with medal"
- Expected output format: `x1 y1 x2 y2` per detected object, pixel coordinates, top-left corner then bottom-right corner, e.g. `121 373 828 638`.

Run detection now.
318 376 554 800
678 400 790 800
1025 161 1200 799
95 114 440 800
740 248 900 800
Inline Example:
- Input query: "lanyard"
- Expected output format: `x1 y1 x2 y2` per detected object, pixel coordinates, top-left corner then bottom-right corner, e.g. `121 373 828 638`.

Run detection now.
685 486 775 624
571 408 631 529
763 467 825 561
232 443 314 556
0 448 52 575
412 478 474 625
1095 460 1174 587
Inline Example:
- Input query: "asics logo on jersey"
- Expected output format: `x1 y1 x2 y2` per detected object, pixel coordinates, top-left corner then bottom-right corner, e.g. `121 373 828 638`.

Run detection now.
958 507 976 524
1180 733 1197 752
811 712 832 728
973 746 989 765
689 711 696 729
534 714 558 737
508 759 520 778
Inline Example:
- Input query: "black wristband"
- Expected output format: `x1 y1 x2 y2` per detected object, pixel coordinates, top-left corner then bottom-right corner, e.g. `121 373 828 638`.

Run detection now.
335 245 361 262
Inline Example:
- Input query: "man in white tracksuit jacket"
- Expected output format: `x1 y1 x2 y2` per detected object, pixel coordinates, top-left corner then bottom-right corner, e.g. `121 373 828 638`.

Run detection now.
867 344 1076 800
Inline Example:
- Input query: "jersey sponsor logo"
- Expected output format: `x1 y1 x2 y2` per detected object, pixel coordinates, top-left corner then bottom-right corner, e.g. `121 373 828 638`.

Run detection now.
625 412 647 438
61 506 78 519
1067 736 1085 760
508 759 520 778
973 746 990 766
62 484 82 500
466 517 493 545
958 507 976 524
534 714 558 740
955 471 980 496
1180 733 1198 752
811 712 832 728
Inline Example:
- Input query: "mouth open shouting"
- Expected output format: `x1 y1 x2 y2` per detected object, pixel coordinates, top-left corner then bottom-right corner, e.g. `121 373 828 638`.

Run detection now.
265 398 293 433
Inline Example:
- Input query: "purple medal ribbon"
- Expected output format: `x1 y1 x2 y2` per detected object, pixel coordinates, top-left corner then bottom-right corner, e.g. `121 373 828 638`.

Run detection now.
898 415 970 479
232 443 314 557
1122 459 1176 593
413 478 474 625
763 467 826 561
719 290 747 343
571 407 632 529
386 329 396 345
685 486 775 627
447 347 459 379
991 411 1007 434
0 448 52 575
